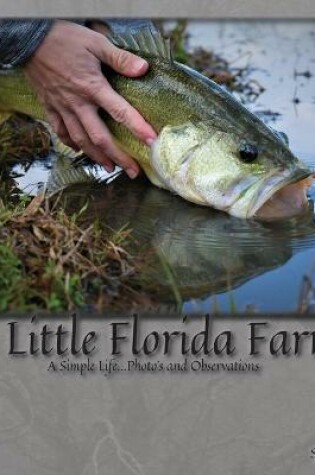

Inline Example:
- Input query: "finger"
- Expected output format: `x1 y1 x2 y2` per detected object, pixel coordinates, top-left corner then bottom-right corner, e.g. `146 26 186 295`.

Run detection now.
92 35 149 77
75 105 141 178
61 110 115 172
46 108 79 151
91 85 156 145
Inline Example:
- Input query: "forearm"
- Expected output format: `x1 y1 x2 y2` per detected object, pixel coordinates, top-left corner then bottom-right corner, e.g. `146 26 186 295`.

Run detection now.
0 19 53 69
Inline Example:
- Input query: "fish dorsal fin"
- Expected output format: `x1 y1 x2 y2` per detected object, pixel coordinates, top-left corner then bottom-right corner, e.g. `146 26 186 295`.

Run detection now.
270 127 290 147
108 25 172 62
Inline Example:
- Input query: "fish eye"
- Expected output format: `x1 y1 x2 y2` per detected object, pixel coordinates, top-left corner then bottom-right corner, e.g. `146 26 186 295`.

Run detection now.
239 143 259 163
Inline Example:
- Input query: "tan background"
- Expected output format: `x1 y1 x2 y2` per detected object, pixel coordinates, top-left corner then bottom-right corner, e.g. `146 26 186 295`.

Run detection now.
0 0 315 18
1 316 315 474
0 2 315 473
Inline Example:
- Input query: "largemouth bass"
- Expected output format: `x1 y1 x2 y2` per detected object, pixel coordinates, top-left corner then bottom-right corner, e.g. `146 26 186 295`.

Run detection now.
0 23 313 219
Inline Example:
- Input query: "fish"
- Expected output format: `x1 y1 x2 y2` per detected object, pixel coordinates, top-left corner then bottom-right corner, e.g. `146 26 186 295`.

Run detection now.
0 22 313 219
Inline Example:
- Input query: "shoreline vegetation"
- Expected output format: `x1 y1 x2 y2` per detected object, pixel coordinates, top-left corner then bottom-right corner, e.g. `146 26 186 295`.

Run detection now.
0 193 151 311
0 22 308 313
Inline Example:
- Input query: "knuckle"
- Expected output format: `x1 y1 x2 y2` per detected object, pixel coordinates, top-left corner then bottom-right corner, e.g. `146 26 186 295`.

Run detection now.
71 77 87 92
114 49 132 71
72 76 103 100
72 135 86 149
110 105 128 124
90 133 108 149
62 95 78 108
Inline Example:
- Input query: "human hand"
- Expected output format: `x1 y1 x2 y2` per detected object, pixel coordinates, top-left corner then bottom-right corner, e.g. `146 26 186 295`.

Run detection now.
24 20 157 178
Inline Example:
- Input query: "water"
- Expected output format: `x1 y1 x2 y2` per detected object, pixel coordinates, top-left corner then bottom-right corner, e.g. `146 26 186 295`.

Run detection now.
10 21 315 314
187 21 315 164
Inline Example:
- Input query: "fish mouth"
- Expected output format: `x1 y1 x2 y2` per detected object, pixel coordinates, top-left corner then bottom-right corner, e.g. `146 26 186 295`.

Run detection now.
230 168 314 219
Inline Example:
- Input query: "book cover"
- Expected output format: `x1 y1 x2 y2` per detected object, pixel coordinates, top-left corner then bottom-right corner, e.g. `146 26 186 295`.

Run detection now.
0 2 315 474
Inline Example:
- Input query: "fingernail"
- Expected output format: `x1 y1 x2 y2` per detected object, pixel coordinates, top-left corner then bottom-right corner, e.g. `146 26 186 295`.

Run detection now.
133 58 148 73
146 137 155 147
127 168 138 179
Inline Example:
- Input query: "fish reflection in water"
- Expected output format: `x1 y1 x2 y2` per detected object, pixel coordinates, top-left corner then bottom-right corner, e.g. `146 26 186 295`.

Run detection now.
60 174 315 310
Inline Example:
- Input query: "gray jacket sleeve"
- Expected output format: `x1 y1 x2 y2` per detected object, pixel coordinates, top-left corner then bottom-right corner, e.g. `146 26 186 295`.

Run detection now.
0 19 154 70
0 19 54 69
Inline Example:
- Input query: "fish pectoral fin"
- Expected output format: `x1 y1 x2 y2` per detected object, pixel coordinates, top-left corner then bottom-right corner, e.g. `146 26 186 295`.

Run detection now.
45 155 97 197
106 23 172 62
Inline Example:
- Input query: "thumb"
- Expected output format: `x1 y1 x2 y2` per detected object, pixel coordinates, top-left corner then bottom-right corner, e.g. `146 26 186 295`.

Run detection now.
94 36 149 77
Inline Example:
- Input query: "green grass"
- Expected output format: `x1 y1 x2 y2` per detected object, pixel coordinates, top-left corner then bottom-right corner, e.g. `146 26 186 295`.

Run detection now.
0 193 149 312
0 243 24 311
